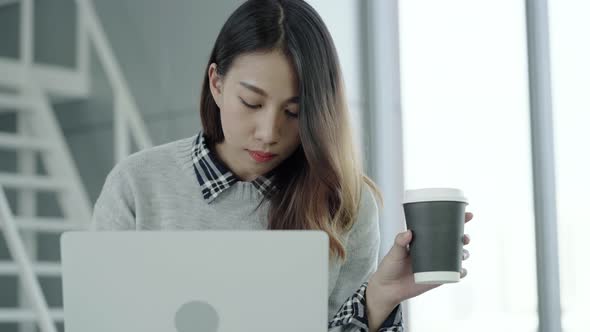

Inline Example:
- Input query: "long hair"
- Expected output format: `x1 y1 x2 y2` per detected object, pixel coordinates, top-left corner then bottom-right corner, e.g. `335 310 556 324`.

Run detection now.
199 0 380 261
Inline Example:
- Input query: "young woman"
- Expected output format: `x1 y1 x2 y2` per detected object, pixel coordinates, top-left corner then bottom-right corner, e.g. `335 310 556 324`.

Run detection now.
91 0 475 331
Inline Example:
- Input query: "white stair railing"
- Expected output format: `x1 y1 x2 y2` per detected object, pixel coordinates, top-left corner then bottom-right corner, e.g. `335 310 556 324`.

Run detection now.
0 188 57 332
75 0 153 158
0 0 154 331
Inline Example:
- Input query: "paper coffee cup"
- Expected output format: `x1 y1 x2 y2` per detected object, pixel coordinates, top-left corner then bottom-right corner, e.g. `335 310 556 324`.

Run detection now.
403 188 468 284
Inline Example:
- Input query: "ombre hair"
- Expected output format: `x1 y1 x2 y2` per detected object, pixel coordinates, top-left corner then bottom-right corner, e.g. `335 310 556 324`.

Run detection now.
200 0 380 261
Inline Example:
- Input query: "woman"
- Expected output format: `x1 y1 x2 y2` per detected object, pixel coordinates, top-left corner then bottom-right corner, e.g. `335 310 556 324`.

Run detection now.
92 0 474 331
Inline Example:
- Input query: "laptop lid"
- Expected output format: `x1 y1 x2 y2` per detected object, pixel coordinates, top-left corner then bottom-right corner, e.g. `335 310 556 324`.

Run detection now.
61 231 328 332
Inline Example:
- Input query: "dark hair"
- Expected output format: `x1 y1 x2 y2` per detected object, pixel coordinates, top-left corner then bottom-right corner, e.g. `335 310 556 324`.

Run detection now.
200 0 379 261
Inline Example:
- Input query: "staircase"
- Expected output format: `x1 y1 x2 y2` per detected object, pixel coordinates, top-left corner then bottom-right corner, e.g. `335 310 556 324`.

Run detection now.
0 0 152 331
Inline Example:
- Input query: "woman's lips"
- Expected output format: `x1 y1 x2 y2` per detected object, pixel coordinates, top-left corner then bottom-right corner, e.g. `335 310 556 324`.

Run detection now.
248 150 277 163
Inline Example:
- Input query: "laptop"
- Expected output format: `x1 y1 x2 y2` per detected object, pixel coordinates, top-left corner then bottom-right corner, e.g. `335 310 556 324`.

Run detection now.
60 231 328 332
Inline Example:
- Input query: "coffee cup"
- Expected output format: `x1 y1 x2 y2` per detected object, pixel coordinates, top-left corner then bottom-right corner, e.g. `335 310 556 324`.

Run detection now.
402 188 469 284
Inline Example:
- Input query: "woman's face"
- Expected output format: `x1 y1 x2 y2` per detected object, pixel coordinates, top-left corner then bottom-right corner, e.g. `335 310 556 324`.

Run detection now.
209 50 301 182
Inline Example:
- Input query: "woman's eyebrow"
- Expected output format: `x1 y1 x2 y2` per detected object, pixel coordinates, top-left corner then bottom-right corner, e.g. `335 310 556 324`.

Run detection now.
240 81 267 96
239 81 299 104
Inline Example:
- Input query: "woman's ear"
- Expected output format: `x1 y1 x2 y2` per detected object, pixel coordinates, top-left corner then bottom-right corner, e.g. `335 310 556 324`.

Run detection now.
208 63 223 108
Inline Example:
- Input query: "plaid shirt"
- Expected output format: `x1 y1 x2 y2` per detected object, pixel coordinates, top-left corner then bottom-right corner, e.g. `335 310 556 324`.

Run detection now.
192 132 276 203
329 282 403 332
191 131 404 331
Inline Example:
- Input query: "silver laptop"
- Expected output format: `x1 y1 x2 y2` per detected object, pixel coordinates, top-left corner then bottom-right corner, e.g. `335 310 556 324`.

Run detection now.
61 231 328 332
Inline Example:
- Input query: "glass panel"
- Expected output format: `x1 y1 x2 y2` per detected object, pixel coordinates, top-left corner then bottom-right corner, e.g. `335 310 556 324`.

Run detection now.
398 1 538 330
549 1 590 331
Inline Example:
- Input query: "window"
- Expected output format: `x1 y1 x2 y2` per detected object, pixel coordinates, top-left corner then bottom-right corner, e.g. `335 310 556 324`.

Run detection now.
399 1 538 330
549 1 590 331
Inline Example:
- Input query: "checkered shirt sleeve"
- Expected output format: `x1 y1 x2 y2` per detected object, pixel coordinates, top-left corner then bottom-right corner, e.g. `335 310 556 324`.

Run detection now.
328 282 403 332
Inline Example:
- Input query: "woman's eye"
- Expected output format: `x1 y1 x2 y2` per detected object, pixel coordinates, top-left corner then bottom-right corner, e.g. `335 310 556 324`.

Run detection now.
285 110 299 118
239 97 261 109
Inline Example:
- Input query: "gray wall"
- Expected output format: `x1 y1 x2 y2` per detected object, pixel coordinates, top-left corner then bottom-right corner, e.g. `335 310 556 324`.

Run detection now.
0 1 241 331
60 0 242 202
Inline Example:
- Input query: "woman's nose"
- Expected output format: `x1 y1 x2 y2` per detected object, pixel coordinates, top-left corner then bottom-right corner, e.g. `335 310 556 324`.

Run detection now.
254 111 281 144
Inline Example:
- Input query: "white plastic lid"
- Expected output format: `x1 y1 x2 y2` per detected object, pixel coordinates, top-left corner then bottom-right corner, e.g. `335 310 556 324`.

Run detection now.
403 188 468 204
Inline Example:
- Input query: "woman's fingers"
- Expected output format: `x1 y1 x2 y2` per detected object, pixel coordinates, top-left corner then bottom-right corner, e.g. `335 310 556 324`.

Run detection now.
387 230 413 261
462 248 470 260
460 268 468 278
460 213 473 279
465 212 474 223
463 234 471 245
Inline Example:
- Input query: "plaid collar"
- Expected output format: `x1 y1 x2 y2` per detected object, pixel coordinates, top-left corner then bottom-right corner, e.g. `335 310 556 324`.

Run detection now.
192 131 276 203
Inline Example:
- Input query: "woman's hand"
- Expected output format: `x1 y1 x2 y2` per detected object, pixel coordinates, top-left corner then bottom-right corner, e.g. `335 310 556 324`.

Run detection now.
366 212 474 331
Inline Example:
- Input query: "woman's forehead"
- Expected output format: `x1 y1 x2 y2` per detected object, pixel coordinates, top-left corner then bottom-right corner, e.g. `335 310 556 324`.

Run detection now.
226 51 299 96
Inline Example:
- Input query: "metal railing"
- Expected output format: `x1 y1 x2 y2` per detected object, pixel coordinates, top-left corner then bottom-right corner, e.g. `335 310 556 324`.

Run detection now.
0 0 153 331
75 0 153 157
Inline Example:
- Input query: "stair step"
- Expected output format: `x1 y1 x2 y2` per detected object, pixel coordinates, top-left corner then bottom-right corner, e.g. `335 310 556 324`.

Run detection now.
0 173 69 191
0 309 64 322
0 94 30 111
0 262 62 276
0 217 85 232
0 133 52 150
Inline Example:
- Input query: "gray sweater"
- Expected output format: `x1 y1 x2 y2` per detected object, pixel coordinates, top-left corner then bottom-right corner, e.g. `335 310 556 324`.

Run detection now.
91 135 381 321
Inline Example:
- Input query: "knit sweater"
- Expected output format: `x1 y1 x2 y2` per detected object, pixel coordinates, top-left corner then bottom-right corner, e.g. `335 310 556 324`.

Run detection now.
91 134 382 324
